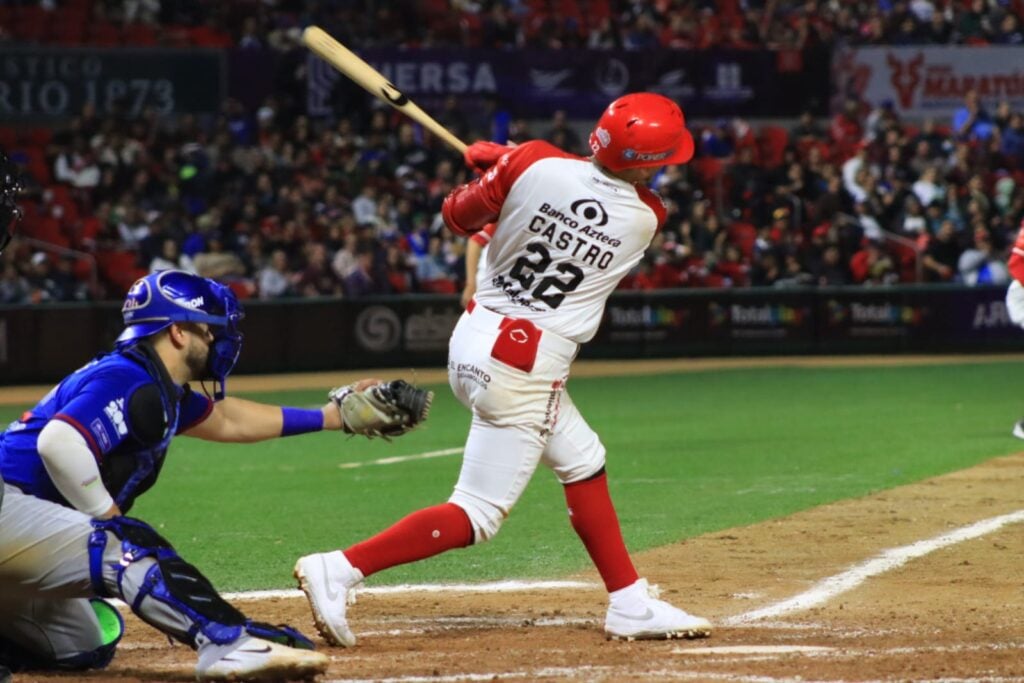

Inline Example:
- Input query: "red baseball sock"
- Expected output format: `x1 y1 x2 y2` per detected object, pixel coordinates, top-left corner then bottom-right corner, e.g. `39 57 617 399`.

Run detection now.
344 503 473 578
564 471 639 593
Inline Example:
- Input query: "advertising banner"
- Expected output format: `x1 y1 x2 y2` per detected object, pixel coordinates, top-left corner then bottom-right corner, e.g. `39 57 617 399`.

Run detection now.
307 47 829 120
832 46 1024 119
0 48 225 121
2 287 1022 384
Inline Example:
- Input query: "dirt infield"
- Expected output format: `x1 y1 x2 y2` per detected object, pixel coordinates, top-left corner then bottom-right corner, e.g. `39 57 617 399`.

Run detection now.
7 356 1024 682
18 453 1023 682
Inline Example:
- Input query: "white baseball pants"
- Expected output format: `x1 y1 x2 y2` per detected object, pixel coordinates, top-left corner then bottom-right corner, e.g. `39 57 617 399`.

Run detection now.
1006 279 1024 327
446 302 606 543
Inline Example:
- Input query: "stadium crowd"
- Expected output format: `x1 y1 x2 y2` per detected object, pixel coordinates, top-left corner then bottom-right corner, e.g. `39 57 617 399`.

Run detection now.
2 0 1024 303
3 1 1024 50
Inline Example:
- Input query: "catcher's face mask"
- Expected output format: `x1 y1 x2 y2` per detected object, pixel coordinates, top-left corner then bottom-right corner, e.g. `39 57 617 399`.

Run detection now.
0 151 23 254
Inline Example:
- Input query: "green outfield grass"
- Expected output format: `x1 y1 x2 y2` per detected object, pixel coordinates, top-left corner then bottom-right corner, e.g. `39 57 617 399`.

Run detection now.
2 360 1021 591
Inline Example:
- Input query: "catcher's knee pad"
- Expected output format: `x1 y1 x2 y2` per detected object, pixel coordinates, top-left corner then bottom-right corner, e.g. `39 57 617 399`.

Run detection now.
89 516 247 646
447 492 504 543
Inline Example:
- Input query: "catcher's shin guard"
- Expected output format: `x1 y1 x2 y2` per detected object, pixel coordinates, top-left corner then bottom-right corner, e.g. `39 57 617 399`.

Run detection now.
88 516 315 650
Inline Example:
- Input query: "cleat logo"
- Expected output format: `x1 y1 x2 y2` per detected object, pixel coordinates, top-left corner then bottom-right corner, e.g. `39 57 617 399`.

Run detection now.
619 607 655 621
321 556 341 601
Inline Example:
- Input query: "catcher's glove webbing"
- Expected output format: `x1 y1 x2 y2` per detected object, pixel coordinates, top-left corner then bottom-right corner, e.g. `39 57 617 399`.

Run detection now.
331 380 433 439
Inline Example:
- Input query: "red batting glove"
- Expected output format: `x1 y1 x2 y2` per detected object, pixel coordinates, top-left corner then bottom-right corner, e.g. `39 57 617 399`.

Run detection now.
464 141 513 174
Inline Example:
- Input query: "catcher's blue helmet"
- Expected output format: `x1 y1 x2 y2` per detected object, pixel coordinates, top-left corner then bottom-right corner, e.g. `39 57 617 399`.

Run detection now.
115 270 244 398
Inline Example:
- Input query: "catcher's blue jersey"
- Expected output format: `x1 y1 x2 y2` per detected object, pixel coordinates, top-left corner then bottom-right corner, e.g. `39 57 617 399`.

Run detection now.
0 346 212 512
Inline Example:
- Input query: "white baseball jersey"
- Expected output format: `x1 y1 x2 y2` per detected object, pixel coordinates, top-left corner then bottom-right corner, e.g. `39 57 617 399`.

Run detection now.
451 141 666 343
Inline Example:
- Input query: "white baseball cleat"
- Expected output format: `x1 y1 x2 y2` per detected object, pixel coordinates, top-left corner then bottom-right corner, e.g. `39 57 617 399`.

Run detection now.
604 578 712 641
1012 419 1024 440
293 550 363 647
195 634 328 681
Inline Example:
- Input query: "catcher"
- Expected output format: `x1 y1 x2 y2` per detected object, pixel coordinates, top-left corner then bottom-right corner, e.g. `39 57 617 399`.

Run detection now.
0 268 430 679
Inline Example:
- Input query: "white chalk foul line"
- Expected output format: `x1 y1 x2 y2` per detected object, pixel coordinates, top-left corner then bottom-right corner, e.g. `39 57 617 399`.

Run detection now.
338 447 462 469
220 579 597 602
726 508 1024 626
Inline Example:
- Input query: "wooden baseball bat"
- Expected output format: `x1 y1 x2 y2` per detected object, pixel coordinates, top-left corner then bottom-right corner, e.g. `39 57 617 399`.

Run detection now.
302 25 468 154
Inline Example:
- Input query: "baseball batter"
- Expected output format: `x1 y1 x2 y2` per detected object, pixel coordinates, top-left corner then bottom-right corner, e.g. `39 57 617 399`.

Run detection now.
296 93 712 645
0 268 426 679
1006 218 1024 438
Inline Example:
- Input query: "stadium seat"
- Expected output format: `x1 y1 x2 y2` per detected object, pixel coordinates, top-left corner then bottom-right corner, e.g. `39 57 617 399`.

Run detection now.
72 256 95 283
227 280 256 299
0 128 19 151
28 128 53 147
23 148 52 184
26 215 70 248
47 185 80 224
88 21 122 46
96 250 146 293
727 221 757 258
123 22 159 46
52 20 87 45
692 156 724 195
420 278 457 294
759 126 789 168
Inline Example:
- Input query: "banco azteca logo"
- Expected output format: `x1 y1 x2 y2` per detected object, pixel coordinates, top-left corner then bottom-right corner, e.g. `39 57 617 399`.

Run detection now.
570 199 608 227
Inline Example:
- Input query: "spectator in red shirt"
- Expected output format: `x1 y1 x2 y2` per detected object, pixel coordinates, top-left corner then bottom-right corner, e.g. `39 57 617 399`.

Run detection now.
850 238 898 285
830 98 865 153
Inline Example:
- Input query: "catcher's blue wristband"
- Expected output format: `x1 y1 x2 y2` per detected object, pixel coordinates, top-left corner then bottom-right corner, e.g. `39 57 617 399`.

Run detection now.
281 407 324 437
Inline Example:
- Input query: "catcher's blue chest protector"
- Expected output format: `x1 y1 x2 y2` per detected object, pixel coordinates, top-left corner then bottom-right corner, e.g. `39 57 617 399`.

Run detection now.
0 343 213 513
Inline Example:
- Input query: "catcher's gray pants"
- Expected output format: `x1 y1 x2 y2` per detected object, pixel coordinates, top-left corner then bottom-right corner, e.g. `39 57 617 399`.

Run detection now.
0 483 205 667
0 483 110 663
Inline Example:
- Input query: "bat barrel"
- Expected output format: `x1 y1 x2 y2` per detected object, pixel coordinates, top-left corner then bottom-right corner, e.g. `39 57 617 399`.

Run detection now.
302 26 468 154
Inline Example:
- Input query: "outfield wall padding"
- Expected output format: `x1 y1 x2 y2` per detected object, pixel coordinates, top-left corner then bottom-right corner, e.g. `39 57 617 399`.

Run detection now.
1 285 1020 384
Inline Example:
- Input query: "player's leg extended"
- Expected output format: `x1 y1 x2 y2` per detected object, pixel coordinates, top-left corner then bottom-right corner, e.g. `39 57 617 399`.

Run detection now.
542 396 712 640
295 307 558 646
1005 280 1024 438
0 482 123 671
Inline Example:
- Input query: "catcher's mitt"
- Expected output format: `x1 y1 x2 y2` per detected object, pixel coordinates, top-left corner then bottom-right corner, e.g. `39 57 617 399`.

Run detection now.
330 380 433 439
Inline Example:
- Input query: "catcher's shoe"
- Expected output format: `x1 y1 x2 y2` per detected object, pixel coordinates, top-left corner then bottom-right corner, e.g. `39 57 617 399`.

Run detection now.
1013 419 1024 440
604 579 712 641
294 550 363 647
195 635 328 681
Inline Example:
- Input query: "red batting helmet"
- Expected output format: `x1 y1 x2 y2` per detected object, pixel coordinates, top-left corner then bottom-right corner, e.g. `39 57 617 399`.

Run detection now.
588 93 695 172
